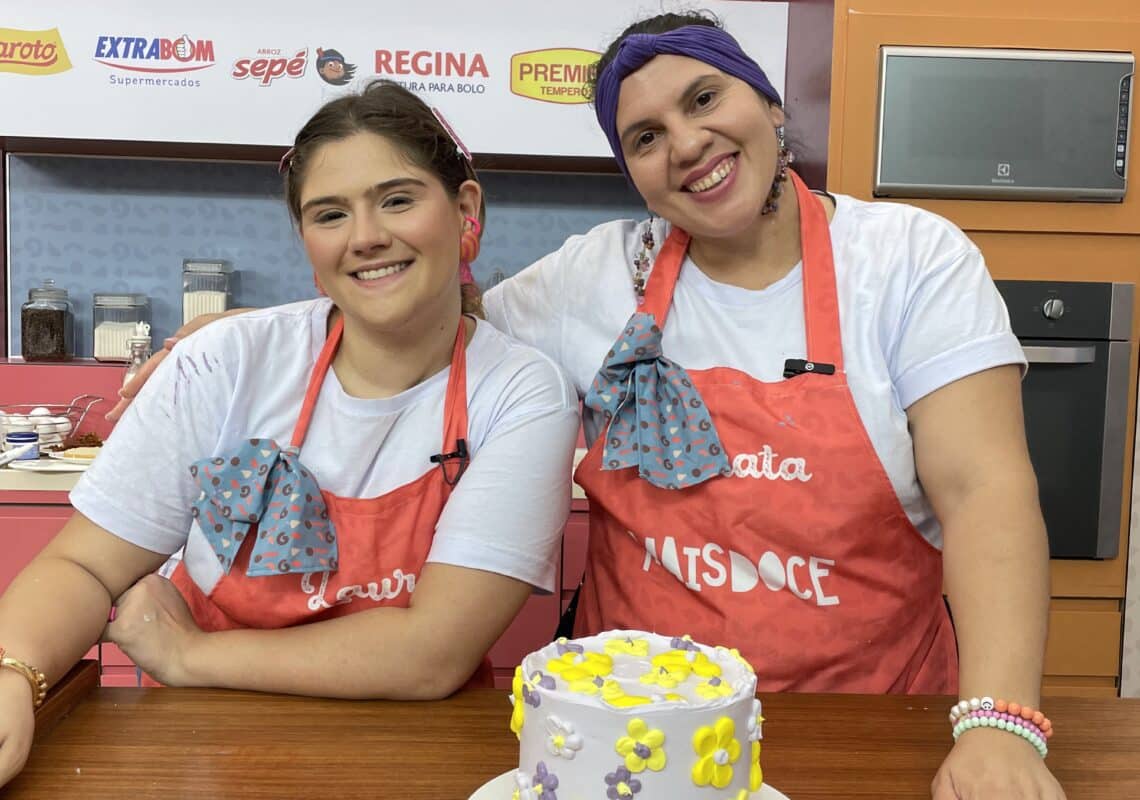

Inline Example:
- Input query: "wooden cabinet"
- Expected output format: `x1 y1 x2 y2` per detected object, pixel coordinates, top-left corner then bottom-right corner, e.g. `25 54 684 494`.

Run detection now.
0 504 71 591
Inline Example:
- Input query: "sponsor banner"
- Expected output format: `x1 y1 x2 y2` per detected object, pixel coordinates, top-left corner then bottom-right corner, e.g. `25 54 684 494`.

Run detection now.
232 48 308 86
0 26 72 75
0 0 787 157
510 48 597 105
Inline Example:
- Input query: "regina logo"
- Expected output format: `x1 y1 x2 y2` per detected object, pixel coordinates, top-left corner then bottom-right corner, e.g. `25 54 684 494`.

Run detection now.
510 48 598 104
0 27 72 75
94 34 215 73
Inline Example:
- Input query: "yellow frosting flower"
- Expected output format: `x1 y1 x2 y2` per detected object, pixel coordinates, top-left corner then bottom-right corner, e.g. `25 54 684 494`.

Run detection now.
546 650 613 682
510 666 526 738
639 662 689 689
567 675 605 695
615 717 667 773
695 676 736 699
691 717 742 789
750 741 763 791
604 635 651 657
655 649 722 678
601 679 652 708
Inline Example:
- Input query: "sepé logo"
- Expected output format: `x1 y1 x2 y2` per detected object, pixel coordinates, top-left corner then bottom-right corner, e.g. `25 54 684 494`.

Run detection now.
232 48 308 86
94 34 216 73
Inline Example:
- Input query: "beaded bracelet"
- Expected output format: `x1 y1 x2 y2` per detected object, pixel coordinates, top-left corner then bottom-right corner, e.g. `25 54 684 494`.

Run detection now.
948 696 1053 737
953 709 1048 758
958 709 1047 741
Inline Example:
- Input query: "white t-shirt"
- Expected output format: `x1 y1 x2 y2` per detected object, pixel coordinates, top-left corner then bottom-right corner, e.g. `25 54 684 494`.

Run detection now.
71 299 580 595
484 193 1026 549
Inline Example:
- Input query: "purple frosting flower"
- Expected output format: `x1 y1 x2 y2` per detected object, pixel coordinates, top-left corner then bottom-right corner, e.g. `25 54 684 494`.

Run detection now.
530 670 556 690
533 761 559 800
670 636 699 652
555 637 584 655
604 766 642 798
522 683 541 708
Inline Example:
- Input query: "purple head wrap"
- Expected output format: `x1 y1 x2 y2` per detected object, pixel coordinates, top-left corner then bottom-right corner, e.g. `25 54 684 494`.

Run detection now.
594 25 782 178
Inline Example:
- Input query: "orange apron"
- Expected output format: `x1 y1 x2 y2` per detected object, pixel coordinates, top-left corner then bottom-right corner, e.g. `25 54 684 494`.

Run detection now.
573 173 958 694
166 314 493 688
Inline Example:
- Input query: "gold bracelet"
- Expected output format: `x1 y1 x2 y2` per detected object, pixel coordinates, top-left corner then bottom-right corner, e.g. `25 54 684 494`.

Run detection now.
1 656 48 709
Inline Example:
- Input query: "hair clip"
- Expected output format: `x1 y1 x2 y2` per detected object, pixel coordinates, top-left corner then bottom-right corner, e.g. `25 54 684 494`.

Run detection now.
278 147 295 175
430 106 473 162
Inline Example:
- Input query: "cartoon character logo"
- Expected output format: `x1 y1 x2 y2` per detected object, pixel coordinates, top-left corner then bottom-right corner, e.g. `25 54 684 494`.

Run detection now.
315 47 355 85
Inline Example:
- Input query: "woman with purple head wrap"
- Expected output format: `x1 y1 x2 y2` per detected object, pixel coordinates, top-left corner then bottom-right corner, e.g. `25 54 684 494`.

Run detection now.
112 11 1060 799
528 11 1057 800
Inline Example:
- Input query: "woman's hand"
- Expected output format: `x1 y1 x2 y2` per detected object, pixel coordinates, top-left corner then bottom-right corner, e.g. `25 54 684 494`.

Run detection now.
106 308 256 422
105 575 203 686
932 728 1066 799
0 668 36 789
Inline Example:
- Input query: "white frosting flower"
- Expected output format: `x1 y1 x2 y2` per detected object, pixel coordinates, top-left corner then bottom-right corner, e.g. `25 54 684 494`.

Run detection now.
544 714 584 760
512 770 540 800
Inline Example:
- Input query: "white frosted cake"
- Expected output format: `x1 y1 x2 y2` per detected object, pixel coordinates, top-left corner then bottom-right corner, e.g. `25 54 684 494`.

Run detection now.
508 629 763 799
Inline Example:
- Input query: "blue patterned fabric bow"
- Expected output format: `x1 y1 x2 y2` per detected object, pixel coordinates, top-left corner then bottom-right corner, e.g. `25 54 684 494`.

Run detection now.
189 438 338 577
584 313 731 490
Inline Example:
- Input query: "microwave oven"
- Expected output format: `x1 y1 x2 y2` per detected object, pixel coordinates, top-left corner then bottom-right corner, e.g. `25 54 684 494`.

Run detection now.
875 46 1133 201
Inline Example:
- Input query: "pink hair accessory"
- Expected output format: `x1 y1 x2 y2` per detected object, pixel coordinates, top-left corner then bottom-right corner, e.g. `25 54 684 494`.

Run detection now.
278 147 295 175
459 262 476 284
430 106 473 162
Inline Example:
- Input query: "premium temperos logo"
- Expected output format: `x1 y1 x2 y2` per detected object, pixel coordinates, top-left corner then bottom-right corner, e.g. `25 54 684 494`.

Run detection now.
510 48 598 104
232 48 308 86
0 27 72 75
375 48 488 94
94 34 216 73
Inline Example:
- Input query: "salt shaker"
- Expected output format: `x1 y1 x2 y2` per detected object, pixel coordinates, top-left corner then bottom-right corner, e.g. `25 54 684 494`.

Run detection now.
122 322 153 387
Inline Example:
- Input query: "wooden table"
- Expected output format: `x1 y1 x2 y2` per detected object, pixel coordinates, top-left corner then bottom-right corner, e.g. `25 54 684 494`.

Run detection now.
3 662 1138 799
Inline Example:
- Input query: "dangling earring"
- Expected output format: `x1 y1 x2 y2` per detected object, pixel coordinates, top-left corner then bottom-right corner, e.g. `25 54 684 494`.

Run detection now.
762 125 795 216
632 213 656 305
458 215 481 285
459 215 481 263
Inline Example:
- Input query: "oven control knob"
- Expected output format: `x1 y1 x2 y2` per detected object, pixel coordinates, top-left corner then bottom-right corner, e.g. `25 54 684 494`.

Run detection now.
1042 298 1065 320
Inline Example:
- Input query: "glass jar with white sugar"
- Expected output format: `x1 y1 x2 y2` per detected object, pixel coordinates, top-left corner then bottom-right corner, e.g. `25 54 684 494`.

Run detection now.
92 292 150 362
182 259 234 324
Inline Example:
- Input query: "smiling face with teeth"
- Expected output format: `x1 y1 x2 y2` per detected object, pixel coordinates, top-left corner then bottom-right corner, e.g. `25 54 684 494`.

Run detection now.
615 54 785 245
297 131 480 336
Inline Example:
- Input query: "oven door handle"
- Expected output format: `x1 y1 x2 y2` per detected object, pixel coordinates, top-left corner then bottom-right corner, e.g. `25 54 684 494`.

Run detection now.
1020 345 1097 364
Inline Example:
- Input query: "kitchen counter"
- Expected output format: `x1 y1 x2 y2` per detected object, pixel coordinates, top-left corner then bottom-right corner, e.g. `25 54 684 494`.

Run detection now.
0 465 81 499
9 661 1140 800
0 466 82 493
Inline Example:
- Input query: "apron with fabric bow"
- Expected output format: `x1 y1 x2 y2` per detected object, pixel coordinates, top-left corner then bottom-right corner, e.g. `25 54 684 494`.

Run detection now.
572 172 958 694
166 313 493 687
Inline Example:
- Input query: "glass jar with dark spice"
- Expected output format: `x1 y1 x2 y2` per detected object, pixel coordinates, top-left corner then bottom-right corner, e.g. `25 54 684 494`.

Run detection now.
20 279 74 362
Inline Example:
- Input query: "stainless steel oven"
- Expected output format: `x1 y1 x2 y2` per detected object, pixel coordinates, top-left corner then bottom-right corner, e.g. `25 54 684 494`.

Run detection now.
995 280 1134 559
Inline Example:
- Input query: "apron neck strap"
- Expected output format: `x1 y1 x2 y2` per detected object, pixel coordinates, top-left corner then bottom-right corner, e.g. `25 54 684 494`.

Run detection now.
640 169 843 371
290 313 470 452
